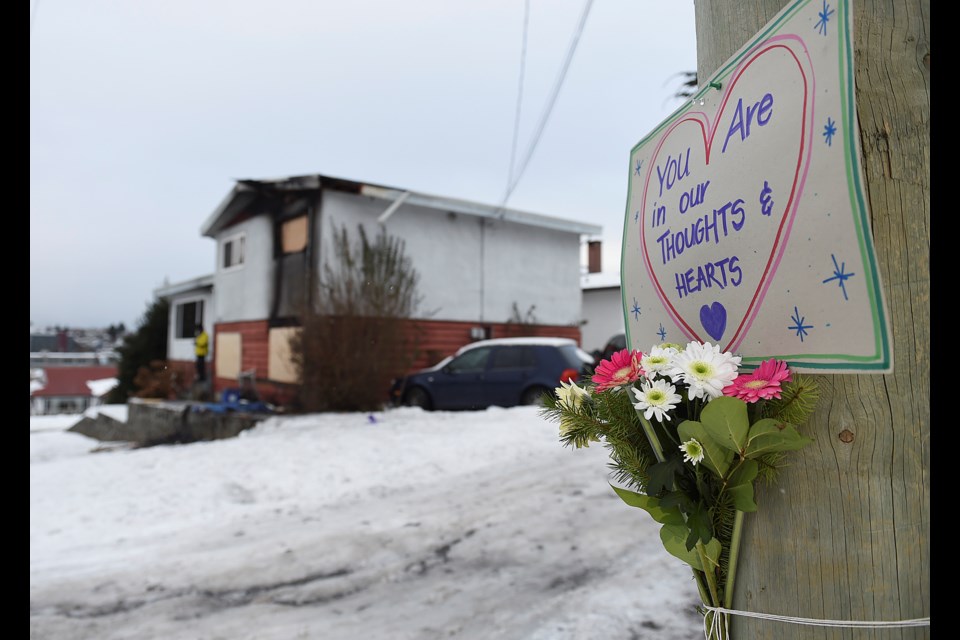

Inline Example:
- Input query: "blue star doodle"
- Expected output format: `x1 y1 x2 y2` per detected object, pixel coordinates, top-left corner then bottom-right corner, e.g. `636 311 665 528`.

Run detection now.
822 116 837 146
631 298 641 321
788 306 813 342
822 253 855 300
657 323 667 341
815 1 835 36
634 210 640 223
634 159 643 176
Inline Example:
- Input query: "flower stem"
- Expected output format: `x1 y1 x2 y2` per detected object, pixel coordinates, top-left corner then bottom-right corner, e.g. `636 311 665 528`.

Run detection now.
695 543 728 640
695 542 722 608
635 410 666 463
692 568 712 607
724 510 745 609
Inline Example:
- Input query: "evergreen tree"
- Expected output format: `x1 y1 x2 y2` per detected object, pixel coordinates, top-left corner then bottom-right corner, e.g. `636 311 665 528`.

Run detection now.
106 298 169 403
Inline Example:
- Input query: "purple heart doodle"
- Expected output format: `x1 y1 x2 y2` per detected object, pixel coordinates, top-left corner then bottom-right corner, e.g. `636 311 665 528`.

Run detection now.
700 302 727 342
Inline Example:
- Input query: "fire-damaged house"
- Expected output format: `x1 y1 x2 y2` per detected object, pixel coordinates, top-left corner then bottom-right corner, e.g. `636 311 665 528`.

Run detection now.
155 173 603 406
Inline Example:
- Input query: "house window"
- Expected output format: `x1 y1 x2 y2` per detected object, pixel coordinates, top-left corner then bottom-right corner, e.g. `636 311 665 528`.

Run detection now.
175 300 205 339
281 215 308 254
222 234 245 270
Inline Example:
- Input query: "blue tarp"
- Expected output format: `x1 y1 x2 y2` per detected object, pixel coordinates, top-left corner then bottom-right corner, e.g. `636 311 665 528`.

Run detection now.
190 388 273 414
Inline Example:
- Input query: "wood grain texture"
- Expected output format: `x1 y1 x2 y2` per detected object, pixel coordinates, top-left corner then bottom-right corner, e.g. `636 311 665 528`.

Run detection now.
693 1 930 638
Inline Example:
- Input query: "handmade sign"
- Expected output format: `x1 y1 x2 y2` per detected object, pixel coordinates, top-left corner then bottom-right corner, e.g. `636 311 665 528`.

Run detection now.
621 0 891 373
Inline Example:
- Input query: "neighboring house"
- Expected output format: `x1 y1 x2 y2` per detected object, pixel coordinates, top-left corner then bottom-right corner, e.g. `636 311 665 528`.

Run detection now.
30 365 118 415
578 238 626 357
157 173 602 405
580 270 625 356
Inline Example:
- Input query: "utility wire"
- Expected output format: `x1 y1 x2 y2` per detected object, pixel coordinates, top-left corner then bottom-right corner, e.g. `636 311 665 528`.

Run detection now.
498 0 594 217
505 0 530 198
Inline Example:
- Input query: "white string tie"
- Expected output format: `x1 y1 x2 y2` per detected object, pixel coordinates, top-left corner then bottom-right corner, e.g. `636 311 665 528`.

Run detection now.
701 605 929 639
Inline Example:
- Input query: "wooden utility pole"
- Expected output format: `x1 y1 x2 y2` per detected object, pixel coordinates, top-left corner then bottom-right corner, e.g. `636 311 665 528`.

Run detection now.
693 1 930 638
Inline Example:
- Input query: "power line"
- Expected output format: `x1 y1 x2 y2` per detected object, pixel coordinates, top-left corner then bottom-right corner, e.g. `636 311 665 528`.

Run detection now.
498 0 594 216
505 0 530 199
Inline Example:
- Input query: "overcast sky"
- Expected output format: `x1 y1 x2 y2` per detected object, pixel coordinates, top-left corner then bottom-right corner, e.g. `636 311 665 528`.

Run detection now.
30 0 697 331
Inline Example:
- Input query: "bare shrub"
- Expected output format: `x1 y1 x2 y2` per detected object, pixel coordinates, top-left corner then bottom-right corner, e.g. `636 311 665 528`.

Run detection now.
132 360 179 399
290 223 423 412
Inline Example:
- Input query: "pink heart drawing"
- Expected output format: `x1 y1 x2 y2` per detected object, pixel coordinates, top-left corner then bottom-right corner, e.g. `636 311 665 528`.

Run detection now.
637 36 814 353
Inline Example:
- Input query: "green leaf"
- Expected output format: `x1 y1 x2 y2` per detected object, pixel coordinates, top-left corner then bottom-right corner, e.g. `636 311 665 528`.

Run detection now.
684 503 714 549
610 485 685 524
744 418 814 457
658 489 691 511
699 396 751 452
660 523 703 570
646 457 685 496
661 525 723 572
677 420 734 477
725 459 759 512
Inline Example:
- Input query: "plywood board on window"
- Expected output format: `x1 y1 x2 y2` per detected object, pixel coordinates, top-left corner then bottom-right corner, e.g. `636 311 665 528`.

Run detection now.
281 215 308 254
268 327 300 384
215 332 242 381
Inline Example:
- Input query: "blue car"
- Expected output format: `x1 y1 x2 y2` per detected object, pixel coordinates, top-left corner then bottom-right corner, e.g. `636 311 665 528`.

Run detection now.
390 337 595 411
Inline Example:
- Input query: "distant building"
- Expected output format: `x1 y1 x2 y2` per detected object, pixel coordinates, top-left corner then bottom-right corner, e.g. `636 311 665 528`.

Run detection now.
30 332 83 353
29 351 120 368
30 365 118 415
580 271 624 356
156 173 603 405
29 328 122 367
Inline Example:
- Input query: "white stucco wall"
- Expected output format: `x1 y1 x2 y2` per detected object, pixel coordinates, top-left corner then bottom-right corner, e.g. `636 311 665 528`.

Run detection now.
581 286 625 354
162 291 214 362
482 222 582 325
319 191 584 325
213 216 274 323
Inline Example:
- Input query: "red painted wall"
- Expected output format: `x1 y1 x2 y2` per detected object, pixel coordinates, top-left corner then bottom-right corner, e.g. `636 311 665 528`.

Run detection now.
172 318 581 409
400 318 582 371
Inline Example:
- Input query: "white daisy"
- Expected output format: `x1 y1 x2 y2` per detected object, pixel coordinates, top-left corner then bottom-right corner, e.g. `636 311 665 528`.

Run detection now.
668 341 741 400
631 377 682 422
680 438 705 465
640 345 679 378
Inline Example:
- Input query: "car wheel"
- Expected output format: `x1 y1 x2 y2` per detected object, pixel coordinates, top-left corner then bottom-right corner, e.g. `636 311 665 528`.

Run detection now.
403 386 432 410
520 386 550 407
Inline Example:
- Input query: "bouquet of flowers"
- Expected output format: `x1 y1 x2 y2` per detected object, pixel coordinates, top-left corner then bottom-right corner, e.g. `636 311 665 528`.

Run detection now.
540 340 820 639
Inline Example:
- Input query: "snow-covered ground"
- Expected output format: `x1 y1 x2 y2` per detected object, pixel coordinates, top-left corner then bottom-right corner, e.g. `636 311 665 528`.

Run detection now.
30 405 704 640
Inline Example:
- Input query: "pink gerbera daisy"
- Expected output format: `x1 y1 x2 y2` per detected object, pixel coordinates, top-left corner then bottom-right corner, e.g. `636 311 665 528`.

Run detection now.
723 358 792 403
592 348 644 392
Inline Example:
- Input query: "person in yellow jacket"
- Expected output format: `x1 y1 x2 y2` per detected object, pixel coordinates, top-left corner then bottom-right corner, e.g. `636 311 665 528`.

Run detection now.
194 325 209 382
